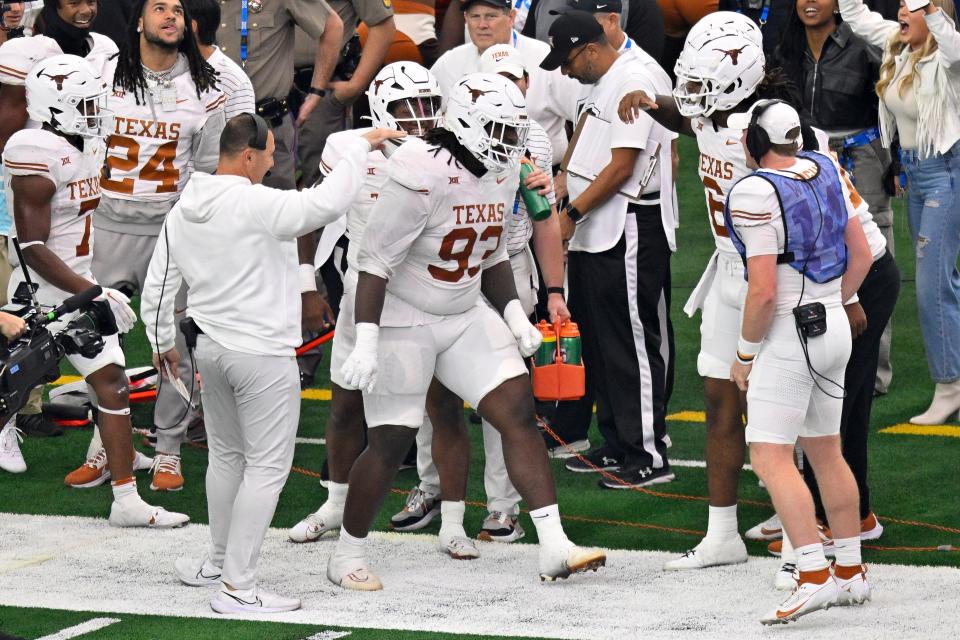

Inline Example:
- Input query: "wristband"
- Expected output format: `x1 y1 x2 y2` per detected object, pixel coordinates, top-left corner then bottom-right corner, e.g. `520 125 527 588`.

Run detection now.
547 286 565 297
299 264 318 293
308 86 327 97
737 337 762 358
564 205 583 224
736 351 755 365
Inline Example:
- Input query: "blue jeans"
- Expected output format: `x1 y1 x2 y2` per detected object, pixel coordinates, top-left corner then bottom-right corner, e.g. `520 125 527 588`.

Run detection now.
903 142 960 383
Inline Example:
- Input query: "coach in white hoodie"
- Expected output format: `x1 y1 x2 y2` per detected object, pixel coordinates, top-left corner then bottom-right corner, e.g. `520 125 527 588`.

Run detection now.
141 114 402 615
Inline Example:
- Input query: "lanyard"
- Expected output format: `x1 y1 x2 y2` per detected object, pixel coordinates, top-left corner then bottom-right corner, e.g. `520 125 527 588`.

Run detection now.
624 37 633 50
736 0 771 27
512 30 518 47
240 0 249 67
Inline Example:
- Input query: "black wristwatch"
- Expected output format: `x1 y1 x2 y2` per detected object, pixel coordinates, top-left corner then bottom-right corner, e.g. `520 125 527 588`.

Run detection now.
307 86 327 97
547 286 565 298
564 205 583 224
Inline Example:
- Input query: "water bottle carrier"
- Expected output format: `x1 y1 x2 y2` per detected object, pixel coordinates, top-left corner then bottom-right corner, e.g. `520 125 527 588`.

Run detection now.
531 320 586 401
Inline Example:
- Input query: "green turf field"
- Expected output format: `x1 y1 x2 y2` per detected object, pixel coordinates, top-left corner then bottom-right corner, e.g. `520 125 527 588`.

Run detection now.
0 136 957 639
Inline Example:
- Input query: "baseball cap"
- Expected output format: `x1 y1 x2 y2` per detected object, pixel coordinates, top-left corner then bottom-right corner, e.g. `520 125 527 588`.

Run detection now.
479 44 527 79
727 100 802 145
461 0 512 12
540 10 605 71
567 0 623 13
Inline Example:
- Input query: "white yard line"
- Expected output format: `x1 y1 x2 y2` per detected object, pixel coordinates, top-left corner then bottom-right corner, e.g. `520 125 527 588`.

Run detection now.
295 437 326 446
0 513 955 639
669 458 753 471
36 618 121 640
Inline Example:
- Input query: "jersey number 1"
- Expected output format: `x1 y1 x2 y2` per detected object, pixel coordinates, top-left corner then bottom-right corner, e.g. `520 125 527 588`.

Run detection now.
101 137 179 194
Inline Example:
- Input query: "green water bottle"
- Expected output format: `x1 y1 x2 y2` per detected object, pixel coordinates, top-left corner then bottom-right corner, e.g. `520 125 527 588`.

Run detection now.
559 322 582 365
519 160 552 221
534 320 557 366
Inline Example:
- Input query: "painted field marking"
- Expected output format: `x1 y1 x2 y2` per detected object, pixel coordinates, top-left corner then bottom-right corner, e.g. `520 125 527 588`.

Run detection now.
295 437 326 446
303 632 351 640
666 411 706 423
880 424 960 438
36 618 121 640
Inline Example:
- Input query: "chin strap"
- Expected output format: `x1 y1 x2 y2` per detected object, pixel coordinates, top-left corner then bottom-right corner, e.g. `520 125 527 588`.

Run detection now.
423 128 487 178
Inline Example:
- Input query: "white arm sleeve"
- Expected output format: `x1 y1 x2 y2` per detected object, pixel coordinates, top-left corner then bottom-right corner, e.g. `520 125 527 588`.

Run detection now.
357 179 431 280
141 221 183 354
727 176 784 259
192 109 226 174
926 9 960 66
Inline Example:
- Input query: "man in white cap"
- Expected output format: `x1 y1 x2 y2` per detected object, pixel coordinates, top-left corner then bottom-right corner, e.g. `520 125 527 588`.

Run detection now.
723 99 873 624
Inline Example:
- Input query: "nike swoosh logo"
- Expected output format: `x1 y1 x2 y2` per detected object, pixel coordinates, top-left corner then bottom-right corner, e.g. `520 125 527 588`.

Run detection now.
176 99 188 104
760 527 781 535
496 176 507 184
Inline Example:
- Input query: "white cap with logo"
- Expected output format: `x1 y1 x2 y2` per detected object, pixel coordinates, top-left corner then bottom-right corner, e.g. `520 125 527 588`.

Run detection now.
727 100 802 145
478 44 527 80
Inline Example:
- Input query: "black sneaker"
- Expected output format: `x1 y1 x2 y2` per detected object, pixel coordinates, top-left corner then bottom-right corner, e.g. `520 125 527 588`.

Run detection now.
600 464 675 489
564 447 621 473
16 413 63 437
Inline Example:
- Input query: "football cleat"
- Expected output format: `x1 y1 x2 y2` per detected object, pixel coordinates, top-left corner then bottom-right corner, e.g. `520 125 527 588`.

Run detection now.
65 448 153 488
539 543 606 582
288 503 343 543
327 555 383 591
108 497 189 528
390 486 440 531
0 423 26 474
175 555 222 587
478 511 525 543
745 513 783 541
439 532 480 560
211 585 300 614
150 453 184 492
860 512 884 541
774 562 799 591
761 568 838 625
834 564 871 605
663 536 747 571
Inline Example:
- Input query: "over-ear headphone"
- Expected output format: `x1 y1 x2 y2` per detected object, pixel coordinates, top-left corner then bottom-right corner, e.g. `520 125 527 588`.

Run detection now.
246 113 269 151
745 99 782 164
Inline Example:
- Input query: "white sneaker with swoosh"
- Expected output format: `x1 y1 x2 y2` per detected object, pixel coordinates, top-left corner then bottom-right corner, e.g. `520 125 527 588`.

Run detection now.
211 585 301 614
174 555 222 587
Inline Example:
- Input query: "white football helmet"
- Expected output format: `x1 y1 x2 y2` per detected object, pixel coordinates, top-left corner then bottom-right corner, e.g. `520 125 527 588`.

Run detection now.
443 72 530 173
673 32 765 118
685 10 763 48
367 61 442 137
26 54 112 138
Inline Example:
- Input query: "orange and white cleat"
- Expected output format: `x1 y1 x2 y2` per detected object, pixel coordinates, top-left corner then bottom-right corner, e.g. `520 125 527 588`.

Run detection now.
860 512 884 540
65 447 153 488
150 453 184 491
327 555 383 591
834 563 871 605
539 543 606 582
761 567 839 625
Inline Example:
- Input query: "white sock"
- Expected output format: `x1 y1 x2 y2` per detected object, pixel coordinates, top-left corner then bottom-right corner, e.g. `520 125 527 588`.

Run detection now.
336 527 367 561
439 500 466 538
781 530 797 564
833 536 862 567
795 542 829 573
86 425 103 460
530 504 570 547
111 479 138 503
326 482 349 508
705 505 739 540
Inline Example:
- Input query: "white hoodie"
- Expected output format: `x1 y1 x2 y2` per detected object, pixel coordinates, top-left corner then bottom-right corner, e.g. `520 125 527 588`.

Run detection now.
141 135 370 357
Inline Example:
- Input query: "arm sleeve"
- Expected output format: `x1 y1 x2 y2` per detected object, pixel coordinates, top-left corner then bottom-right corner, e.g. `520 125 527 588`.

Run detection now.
141 221 183 354
838 0 899 50
533 136 557 206
318 131 347 177
352 0 394 26
192 100 226 174
926 9 960 66
356 178 431 280
2 144 53 179
252 136 371 239
727 176 784 259
223 69 256 120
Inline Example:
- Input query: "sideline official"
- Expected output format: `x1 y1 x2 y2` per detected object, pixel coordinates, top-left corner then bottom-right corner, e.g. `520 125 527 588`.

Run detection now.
141 114 402 614
541 11 677 488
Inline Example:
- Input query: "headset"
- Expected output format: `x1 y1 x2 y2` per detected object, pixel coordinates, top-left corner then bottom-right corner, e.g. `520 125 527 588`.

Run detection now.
246 112 270 151
745 98 781 165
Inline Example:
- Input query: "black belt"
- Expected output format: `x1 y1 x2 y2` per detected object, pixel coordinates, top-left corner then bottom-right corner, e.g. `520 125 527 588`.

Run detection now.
626 192 661 211
255 97 290 127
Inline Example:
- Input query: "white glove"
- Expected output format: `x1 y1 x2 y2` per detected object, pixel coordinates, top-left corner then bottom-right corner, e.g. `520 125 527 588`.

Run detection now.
503 299 543 358
97 287 137 334
905 0 930 11
340 322 380 393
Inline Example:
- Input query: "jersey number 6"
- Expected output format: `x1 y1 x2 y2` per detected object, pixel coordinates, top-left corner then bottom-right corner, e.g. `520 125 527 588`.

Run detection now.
429 225 504 283
101 136 179 195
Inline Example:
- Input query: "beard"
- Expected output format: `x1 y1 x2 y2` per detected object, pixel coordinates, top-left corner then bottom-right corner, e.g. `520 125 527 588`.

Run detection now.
143 26 183 51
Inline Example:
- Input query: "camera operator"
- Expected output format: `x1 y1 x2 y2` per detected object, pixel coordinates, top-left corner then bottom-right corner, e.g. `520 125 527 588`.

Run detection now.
141 114 402 614
723 100 872 623
3 53 189 528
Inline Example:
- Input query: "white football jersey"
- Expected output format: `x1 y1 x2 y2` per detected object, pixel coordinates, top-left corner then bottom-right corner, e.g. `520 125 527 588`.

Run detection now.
319 127 388 275
3 129 102 280
358 137 520 323
0 33 117 87
692 116 751 255
102 62 225 203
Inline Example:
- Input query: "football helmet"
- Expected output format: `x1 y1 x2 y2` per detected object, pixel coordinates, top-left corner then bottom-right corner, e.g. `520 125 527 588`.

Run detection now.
26 54 112 138
673 32 765 118
367 61 442 137
685 10 763 48
443 72 530 173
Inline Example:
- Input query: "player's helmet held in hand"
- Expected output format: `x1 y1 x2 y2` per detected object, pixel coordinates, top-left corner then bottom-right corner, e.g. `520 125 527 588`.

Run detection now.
443 72 530 173
26 54 113 138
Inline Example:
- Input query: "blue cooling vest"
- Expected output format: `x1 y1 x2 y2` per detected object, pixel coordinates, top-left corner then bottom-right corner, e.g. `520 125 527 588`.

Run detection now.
724 152 848 284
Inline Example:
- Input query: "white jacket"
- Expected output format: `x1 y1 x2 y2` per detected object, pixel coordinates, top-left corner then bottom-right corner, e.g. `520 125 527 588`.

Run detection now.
141 136 370 356
839 0 960 157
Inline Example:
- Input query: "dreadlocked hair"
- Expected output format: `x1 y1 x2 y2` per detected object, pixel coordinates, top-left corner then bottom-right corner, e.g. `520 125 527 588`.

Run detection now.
113 0 218 105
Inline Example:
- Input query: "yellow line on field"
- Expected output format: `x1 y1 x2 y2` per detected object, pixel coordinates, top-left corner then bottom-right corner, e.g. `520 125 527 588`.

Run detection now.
301 388 332 401
880 424 960 438
666 411 706 423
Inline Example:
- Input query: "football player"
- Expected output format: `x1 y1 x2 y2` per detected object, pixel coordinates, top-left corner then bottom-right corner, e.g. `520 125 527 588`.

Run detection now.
326 72 605 590
68 0 226 493
288 61 442 545
4 54 188 527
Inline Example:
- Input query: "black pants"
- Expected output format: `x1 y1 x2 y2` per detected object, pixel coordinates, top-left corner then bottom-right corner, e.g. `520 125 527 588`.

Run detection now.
803 251 900 519
566 203 675 469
